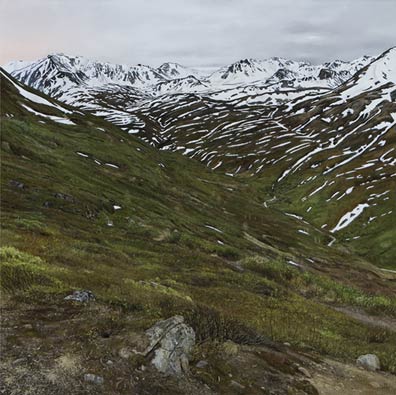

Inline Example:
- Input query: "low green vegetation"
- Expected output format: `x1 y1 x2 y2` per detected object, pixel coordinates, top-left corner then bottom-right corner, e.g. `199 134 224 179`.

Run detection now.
0 246 64 293
1 71 396 380
2 243 396 373
243 256 396 315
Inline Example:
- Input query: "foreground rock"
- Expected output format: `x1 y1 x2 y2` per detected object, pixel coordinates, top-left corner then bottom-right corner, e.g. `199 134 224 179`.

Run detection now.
145 315 195 375
356 354 381 371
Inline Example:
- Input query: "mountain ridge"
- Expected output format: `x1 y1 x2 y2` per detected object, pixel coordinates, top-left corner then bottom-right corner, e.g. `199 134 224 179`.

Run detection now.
2 47 395 267
3 51 377 96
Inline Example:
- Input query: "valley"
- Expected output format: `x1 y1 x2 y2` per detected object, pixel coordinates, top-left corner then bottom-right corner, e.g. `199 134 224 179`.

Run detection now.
1 47 396 394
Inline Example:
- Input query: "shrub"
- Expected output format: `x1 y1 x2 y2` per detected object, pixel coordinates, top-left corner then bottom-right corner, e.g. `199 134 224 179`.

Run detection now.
243 256 295 283
0 246 60 293
184 304 271 345
214 246 241 260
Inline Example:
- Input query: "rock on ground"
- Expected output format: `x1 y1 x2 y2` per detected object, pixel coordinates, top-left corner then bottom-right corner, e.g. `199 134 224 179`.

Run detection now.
356 354 381 372
64 290 95 303
145 315 195 375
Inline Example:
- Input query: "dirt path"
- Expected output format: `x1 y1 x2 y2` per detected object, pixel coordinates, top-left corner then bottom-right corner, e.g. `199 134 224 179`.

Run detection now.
310 358 396 395
333 306 396 332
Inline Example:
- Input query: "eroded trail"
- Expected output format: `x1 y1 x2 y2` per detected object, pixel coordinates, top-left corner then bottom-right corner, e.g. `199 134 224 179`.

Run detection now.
333 306 396 333
310 358 396 395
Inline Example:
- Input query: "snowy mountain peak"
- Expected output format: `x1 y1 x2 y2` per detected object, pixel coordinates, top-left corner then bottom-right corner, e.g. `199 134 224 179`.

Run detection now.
3 49 389 108
221 58 265 75
342 46 396 96
3 53 167 99
208 58 283 85
156 62 198 79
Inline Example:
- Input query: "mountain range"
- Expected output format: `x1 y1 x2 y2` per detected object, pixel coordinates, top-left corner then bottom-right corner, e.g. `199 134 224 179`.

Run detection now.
4 48 395 267
1 47 396 394
2 51 380 140
4 52 375 101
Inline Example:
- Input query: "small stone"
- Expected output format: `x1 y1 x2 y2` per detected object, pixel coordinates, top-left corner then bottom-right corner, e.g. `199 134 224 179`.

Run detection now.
283 342 291 347
54 192 75 202
118 347 132 359
23 324 33 330
230 380 245 389
84 373 104 385
9 180 25 189
106 360 114 366
297 366 311 378
12 358 26 365
356 354 380 372
196 360 208 369
64 290 95 303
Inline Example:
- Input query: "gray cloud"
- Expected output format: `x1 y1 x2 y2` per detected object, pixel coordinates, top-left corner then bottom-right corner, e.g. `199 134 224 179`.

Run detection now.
1 0 395 67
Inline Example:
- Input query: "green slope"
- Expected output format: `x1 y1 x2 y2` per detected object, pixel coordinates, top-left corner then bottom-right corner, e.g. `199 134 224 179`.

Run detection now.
1 70 396 393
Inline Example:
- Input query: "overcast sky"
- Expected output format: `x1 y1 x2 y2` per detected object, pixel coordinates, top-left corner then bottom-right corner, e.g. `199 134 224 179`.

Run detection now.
1 0 395 68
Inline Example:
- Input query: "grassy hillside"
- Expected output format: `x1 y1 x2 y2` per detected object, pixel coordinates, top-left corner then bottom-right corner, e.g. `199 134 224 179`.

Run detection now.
124 72 396 269
1 70 396 394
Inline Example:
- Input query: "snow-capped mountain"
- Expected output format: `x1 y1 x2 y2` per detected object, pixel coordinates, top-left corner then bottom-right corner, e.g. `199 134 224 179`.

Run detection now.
4 54 165 99
4 52 376 101
3 39 396 395
153 76 210 96
2 47 395 266
157 62 204 80
206 56 375 89
3 50 386 146
337 47 396 100
121 48 395 267
207 57 308 86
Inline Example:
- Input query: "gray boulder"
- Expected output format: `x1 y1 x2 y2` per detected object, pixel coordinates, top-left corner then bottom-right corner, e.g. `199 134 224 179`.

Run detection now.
64 290 95 303
356 354 380 371
145 315 195 375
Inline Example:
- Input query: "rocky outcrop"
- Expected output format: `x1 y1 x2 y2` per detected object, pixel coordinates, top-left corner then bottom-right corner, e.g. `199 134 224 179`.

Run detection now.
145 315 195 375
318 68 336 80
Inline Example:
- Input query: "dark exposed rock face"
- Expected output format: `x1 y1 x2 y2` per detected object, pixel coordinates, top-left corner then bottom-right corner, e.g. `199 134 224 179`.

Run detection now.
318 68 337 80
